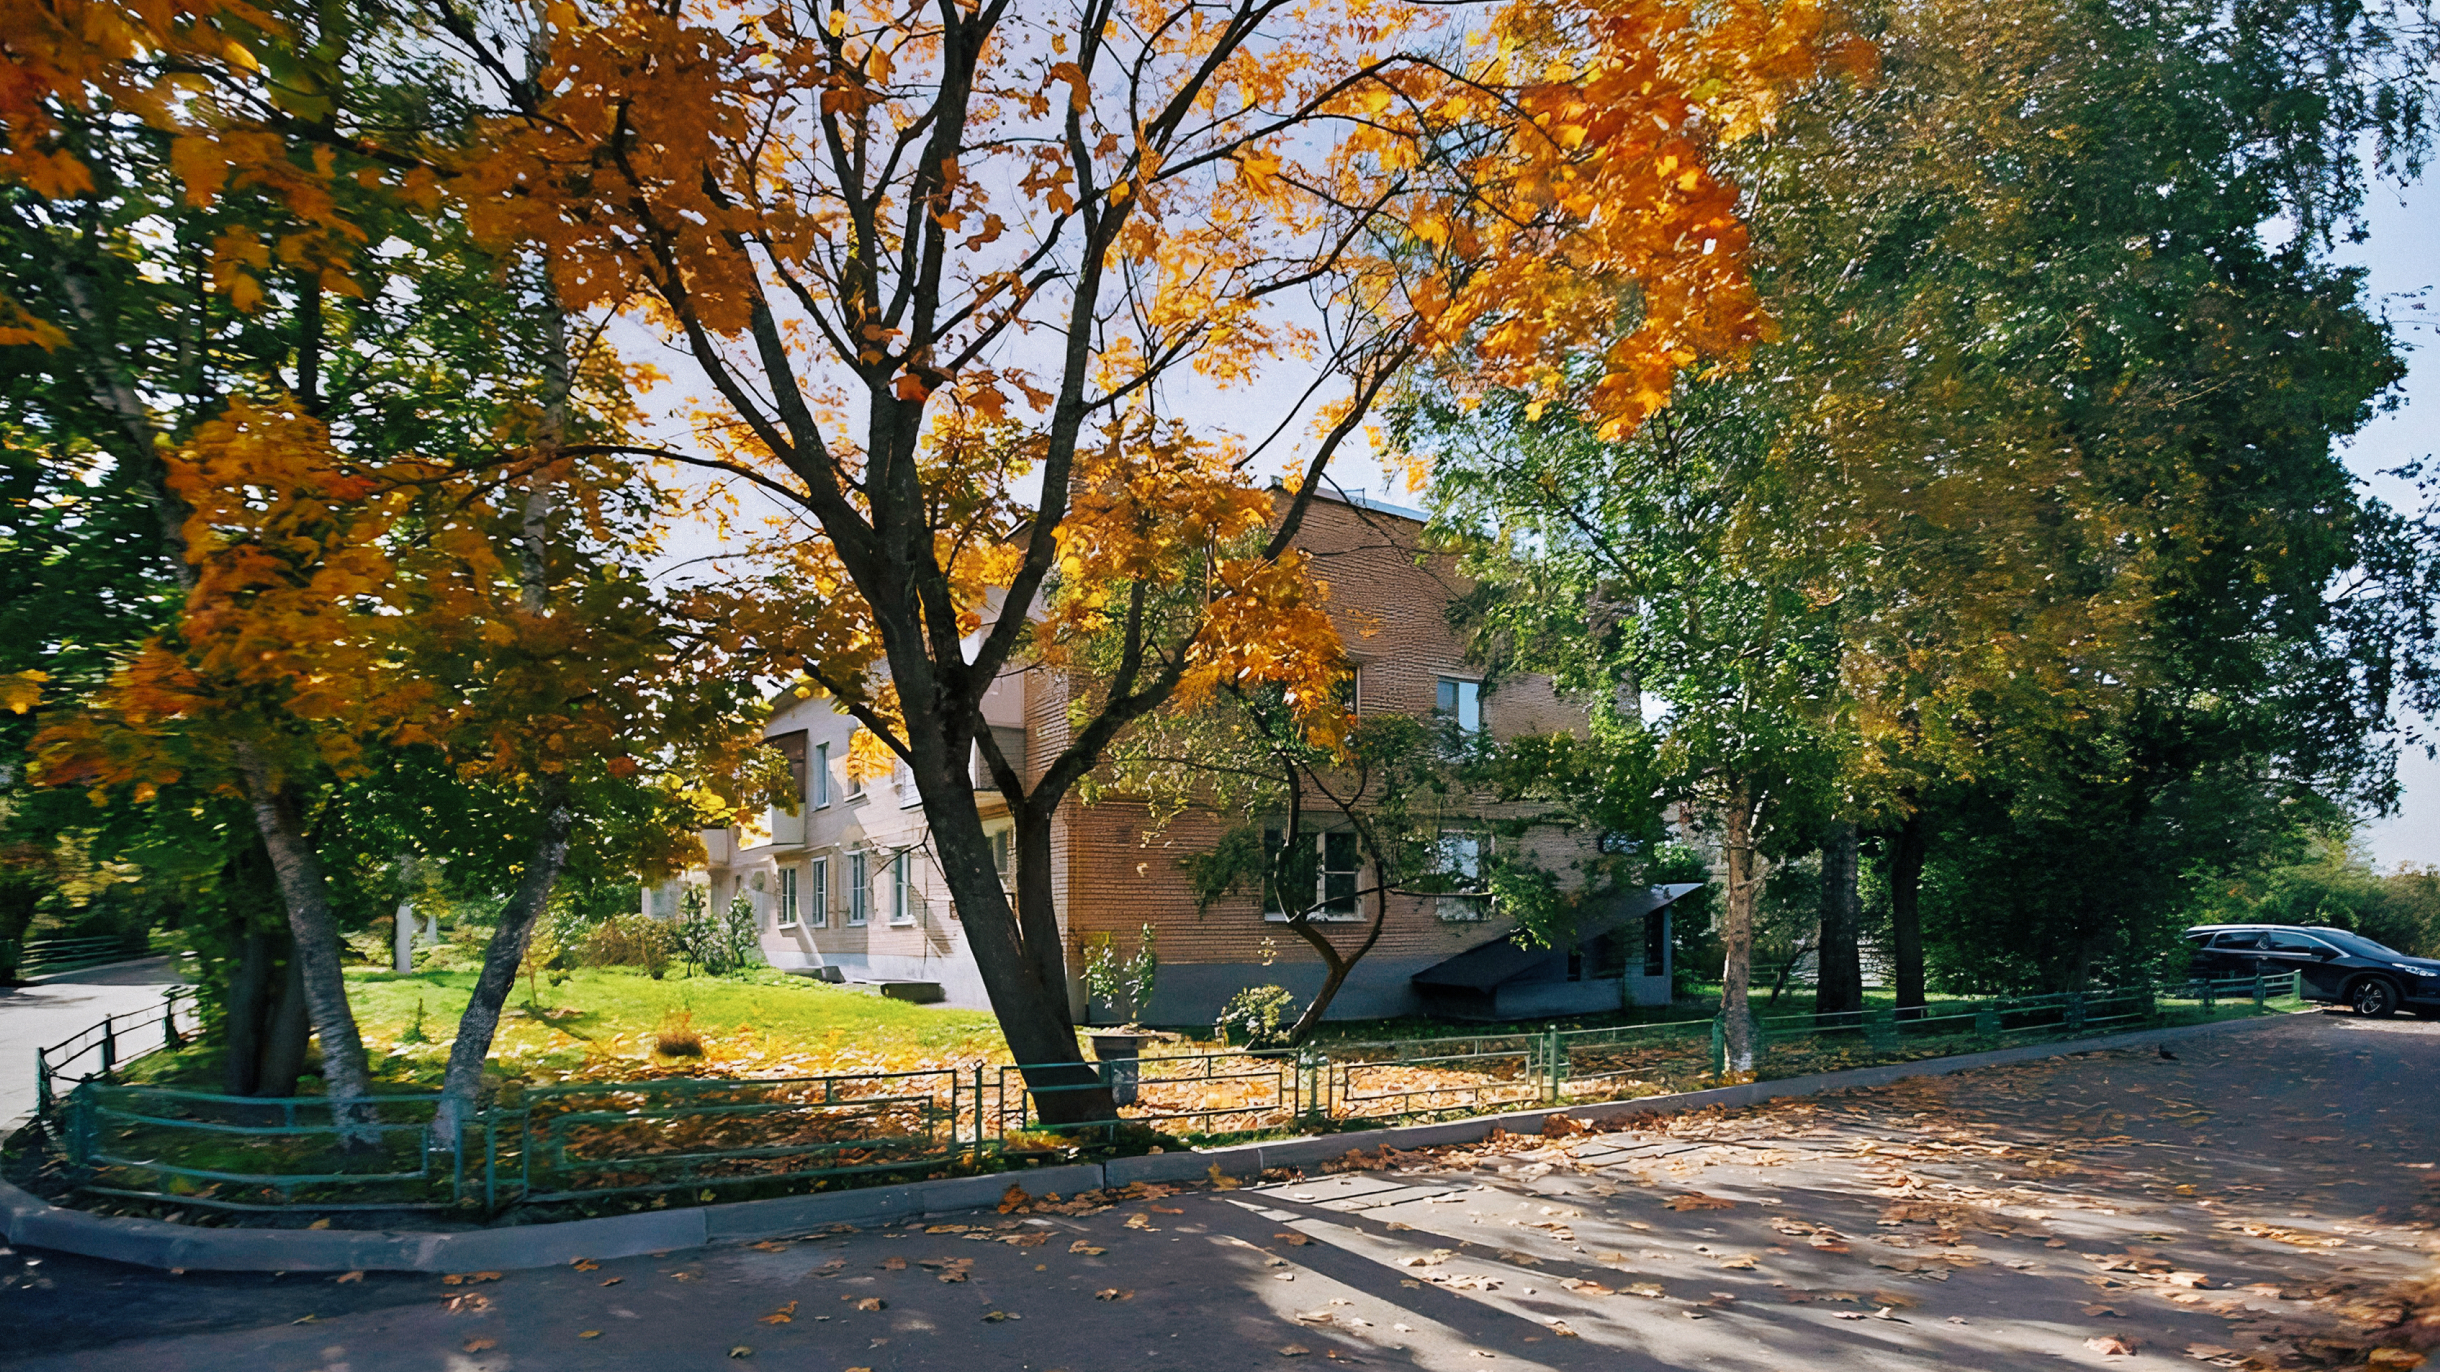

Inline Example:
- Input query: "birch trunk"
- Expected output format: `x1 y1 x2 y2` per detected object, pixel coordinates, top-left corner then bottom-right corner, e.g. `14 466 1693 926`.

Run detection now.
437 284 577 1140
1718 782 1763 1075
438 775 574 1137
233 745 377 1135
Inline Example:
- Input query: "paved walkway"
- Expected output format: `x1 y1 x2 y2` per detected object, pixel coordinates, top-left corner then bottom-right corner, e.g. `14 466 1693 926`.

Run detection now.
0 959 181 1130
5 1010 2435 1371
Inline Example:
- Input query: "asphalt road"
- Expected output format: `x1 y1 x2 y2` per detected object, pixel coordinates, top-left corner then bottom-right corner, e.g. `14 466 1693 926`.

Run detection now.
5 1009 2435 1372
0 960 181 1130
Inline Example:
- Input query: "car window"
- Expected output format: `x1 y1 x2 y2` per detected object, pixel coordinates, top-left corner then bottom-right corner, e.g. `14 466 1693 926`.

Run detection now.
2312 929 2402 958
2260 930 2328 955
2210 931 2264 950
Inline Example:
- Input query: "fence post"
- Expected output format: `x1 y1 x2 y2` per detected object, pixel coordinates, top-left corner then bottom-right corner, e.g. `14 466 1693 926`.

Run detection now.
1709 1014 1725 1076
35 1050 52 1122
99 1015 116 1078
1546 1025 1564 1103
2065 993 2086 1035
1972 1000 2000 1036
2252 974 2266 1009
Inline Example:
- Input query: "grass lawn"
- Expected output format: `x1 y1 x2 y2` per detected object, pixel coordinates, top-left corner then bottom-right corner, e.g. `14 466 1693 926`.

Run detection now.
127 965 1011 1093
119 959 2288 1099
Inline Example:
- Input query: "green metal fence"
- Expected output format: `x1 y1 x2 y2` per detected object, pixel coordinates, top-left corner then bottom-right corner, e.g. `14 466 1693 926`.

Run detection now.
32 972 2300 1217
505 1068 975 1207
4 932 156 982
36 985 199 1122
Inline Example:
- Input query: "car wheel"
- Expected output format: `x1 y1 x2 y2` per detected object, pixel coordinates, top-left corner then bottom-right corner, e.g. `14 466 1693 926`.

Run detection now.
2349 977 2401 1018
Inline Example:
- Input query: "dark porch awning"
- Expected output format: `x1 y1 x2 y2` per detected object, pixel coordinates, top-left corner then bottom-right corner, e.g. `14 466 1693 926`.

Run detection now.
1410 883 1701 991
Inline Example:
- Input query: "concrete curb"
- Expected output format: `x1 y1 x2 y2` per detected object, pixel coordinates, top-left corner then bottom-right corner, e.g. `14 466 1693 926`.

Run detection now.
0 1009 2304 1273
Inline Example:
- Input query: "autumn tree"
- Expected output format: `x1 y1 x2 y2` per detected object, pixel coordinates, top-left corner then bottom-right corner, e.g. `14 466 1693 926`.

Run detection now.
1406 0 2439 1034
400 0 1841 1114
3 0 771 1123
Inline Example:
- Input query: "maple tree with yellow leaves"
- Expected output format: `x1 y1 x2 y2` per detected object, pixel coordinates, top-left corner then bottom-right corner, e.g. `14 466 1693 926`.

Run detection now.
3 0 1845 1116
412 0 1846 1114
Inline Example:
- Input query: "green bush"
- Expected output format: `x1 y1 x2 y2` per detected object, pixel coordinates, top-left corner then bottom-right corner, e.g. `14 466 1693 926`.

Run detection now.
673 896 763 978
1214 984 1297 1048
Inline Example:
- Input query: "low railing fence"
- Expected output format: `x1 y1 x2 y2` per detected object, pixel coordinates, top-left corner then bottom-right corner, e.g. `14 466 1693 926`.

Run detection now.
35 986 201 1122
3 932 157 981
30 971 2297 1217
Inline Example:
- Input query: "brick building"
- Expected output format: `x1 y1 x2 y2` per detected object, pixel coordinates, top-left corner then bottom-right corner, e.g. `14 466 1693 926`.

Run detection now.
646 488 1684 1024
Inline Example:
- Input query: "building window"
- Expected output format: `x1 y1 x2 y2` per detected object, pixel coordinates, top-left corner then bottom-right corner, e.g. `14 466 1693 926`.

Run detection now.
1436 677 1482 734
990 828 1014 892
771 730 808 807
809 855 829 928
776 867 799 928
1434 830 1490 921
813 741 831 808
890 850 915 925
1643 908 1667 977
895 762 921 809
1261 827 1361 920
848 851 869 926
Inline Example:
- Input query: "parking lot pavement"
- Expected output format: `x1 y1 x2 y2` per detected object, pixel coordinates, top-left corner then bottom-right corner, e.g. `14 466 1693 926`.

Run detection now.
6 1009 2436 1372
0 959 180 1129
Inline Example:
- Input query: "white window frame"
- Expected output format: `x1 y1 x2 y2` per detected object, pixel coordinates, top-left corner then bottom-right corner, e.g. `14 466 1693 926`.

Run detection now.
809 855 830 928
890 849 916 925
1261 827 1364 922
777 866 799 929
989 827 1014 893
847 851 869 926
1436 676 1483 734
1434 830 1491 921
813 741 831 808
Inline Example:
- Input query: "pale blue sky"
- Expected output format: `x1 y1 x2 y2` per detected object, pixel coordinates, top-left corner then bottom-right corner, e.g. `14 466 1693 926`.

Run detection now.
2340 170 2438 872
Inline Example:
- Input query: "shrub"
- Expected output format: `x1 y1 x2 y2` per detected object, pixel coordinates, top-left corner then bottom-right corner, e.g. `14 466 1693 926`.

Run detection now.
580 914 676 978
1081 923 1159 1023
653 1009 704 1057
1214 984 1297 1049
674 896 764 978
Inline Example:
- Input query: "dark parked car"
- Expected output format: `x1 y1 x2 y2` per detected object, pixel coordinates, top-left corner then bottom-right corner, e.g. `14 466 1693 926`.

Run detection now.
2183 924 2440 1018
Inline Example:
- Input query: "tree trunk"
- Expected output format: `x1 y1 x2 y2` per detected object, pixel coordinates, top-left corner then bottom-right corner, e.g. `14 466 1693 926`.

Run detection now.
60 268 368 1120
1815 820 1864 1021
257 949 312 1097
1719 782 1762 1074
222 928 273 1096
392 855 419 974
1282 814 1392 1045
435 273 581 1140
438 776 574 1137
1887 807 1930 1018
233 746 374 1135
954 788 1110 1126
